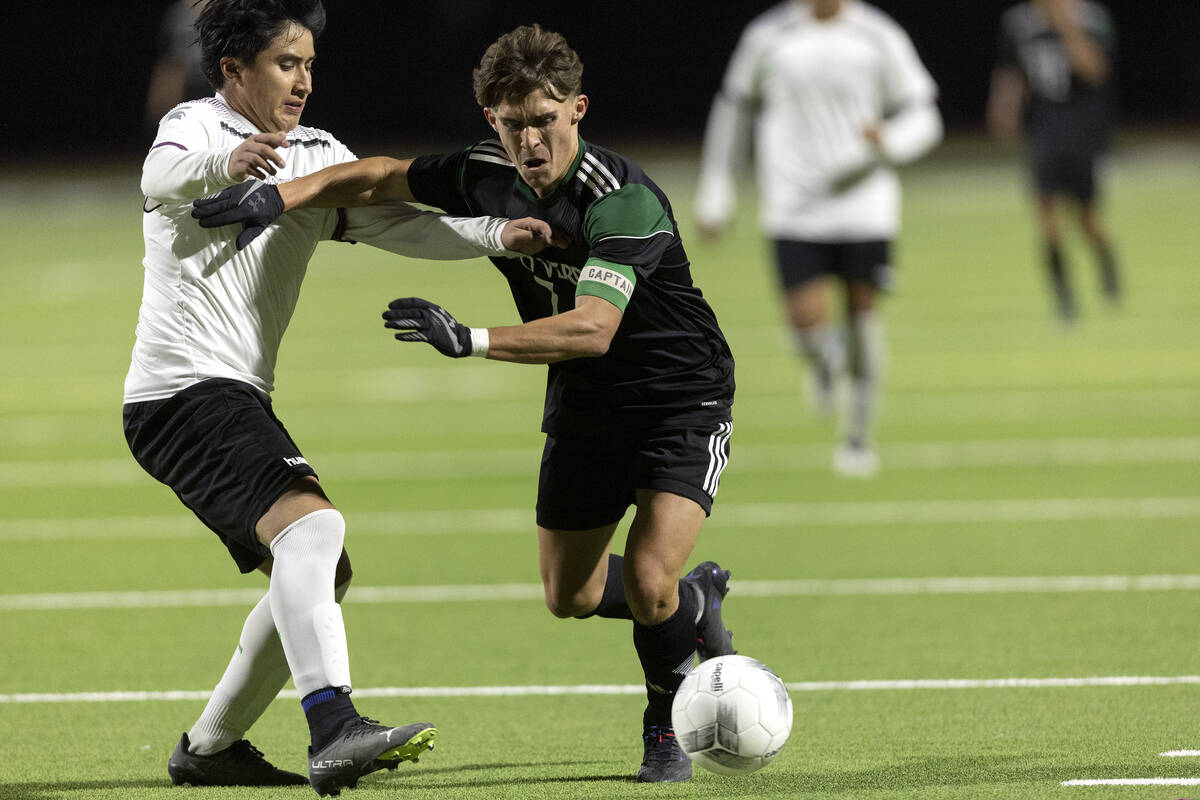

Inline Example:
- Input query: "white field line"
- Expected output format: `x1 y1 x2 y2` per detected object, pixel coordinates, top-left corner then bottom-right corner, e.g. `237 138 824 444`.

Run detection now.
6 675 1200 705
5 574 1200 611
2 436 1199 489
1063 778 1200 786
3 496 1200 543
1061 750 1200 787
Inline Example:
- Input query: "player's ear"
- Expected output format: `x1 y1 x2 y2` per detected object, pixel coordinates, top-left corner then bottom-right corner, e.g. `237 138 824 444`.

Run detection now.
482 107 500 133
220 57 243 86
570 94 589 125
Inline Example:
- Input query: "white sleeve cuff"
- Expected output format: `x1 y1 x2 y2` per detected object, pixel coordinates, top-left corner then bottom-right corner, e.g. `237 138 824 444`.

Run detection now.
469 327 490 358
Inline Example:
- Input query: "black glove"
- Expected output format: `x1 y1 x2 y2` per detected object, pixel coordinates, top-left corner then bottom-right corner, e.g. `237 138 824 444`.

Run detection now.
383 298 473 358
191 180 285 250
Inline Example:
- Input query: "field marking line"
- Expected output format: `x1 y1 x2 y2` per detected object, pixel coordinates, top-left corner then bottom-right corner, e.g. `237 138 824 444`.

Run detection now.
2 436 1199 488
1062 778 1200 786
6 574 1200 611
1063 747 1200 786
6 675 1200 704
4 496 1200 542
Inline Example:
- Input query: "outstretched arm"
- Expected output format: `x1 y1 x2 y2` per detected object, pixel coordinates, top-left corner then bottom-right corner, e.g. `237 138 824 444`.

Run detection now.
383 294 622 363
278 156 417 210
191 169 560 255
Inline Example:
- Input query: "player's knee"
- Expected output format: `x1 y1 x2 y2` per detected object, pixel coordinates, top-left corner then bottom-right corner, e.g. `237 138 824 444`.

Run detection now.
269 508 346 563
545 586 600 619
624 580 678 626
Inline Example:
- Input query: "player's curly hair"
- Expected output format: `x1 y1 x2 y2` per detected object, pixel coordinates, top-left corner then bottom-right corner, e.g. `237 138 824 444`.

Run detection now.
196 0 326 89
472 24 584 108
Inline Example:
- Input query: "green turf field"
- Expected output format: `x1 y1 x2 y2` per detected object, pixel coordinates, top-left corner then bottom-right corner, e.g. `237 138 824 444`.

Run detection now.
2 136 1199 799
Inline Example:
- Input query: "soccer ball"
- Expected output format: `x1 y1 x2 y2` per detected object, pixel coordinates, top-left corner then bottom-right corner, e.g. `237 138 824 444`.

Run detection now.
671 654 793 775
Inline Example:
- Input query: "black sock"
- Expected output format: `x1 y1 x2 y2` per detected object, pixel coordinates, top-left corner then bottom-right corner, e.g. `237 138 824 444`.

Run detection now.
1045 242 1075 318
302 687 358 752
578 553 634 620
632 580 699 725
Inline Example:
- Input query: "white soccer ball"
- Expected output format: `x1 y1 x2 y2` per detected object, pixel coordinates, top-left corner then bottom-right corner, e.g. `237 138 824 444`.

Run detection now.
671 654 793 775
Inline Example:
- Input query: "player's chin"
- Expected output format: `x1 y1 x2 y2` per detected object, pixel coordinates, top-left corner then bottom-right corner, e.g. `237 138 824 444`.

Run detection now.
279 107 304 127
519 168 549 190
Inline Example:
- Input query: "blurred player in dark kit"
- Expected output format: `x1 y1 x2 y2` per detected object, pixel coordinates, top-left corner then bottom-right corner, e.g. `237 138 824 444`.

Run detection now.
145 0 211 127
988 0 1122 322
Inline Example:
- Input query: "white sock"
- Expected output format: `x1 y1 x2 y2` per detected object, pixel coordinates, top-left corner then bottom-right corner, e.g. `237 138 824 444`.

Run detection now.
792 324 843 375
187 577 352 755
846 311 887 444
268 509 351 698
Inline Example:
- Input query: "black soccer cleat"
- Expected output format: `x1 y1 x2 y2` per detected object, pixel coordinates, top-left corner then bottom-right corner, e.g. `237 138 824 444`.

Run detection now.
167 732 307 787
308 717 437 797
684 560 736 660
637 722 692 783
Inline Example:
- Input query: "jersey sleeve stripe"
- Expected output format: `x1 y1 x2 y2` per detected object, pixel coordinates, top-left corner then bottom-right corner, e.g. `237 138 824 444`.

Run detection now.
581 155 620 193
472 141 510 159
583 153 622 191
594 230 674 244
578 169 610 199
468 153 515 167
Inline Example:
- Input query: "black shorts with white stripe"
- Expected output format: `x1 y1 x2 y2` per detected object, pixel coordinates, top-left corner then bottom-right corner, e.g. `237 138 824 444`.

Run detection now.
535 419 733 531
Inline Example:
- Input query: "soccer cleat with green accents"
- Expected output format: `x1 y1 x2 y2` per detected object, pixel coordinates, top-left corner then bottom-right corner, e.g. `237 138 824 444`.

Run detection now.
167 732 307 786
308 717 436 797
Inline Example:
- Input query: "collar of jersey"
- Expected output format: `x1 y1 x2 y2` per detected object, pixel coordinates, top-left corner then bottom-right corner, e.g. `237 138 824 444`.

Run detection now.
213 92 299 137
513 134 587 205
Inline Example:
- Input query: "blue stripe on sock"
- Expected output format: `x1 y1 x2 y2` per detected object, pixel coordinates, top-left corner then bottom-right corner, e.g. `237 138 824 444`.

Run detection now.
301 688 337 712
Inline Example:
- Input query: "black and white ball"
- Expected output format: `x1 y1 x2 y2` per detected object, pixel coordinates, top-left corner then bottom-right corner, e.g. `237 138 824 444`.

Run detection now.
671 654 793 775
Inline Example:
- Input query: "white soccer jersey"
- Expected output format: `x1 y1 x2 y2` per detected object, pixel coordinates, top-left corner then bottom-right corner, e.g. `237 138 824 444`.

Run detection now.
126 94 512 403
696 0 942 241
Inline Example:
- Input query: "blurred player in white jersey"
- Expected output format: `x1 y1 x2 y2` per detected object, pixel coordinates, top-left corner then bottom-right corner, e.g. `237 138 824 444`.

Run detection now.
124 0 553 795
987 0 1121 322
696 0 942 477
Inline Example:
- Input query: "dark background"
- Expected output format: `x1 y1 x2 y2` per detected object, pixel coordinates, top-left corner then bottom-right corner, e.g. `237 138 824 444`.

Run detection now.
9 1 1200 159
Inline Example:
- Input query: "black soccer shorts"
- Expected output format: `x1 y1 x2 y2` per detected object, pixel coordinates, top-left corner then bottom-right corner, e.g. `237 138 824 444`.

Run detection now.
123 378 318 573
1029 142 1103 205
773 238 893 292
535 419 734 531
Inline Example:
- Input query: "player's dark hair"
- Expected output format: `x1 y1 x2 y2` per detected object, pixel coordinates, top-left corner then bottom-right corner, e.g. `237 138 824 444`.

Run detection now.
196 0 326 89
472 24 583 108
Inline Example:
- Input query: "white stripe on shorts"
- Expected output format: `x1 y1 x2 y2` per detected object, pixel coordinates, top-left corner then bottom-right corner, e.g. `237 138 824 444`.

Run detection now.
702 422 733 498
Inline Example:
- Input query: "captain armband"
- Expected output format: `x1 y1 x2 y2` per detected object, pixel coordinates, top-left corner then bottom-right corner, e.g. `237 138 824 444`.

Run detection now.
576 259 637 312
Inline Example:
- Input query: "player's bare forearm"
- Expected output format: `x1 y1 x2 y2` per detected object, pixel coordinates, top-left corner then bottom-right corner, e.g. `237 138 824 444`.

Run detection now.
1059 30 1109 85
484 295 623 364
279 156 416 211
986 68 1026 140
1041 0 1108 84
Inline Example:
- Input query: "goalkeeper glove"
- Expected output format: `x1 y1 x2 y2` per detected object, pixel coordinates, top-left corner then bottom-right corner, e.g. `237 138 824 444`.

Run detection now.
383 297 474 358
191 179 285 250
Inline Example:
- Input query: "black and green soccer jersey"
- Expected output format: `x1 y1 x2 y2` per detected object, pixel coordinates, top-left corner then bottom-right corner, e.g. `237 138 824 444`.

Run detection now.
407 136 734 435
998 1 1115 150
